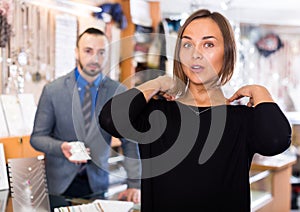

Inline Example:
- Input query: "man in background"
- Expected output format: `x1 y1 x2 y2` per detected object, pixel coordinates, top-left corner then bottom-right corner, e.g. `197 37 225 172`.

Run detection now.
30 28 141 210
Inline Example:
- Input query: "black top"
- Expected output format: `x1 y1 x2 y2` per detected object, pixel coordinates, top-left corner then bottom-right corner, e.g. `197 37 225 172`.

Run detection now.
99 88 291 212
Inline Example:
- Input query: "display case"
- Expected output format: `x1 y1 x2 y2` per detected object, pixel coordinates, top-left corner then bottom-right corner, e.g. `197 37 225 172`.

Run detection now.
250 153 296 212
250 170 272 211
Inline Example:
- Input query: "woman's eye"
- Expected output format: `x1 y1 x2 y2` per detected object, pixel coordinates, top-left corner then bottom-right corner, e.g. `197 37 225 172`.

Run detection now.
204 43 214 48
183 43 192 48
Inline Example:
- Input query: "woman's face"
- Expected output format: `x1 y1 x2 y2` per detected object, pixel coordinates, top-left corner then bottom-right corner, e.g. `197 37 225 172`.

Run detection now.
179 18 224 87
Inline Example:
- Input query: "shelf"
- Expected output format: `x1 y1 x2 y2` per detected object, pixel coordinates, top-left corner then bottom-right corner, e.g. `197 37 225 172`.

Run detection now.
250 170 271 184
250 169 273 211
251 190 272 211
250 152 295 211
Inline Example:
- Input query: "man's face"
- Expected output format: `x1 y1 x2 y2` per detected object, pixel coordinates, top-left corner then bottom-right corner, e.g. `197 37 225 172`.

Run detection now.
76 33 109 79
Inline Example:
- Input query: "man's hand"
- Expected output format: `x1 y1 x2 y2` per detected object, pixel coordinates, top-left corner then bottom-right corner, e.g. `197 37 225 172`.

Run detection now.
61 142 89 164
118 188 140 204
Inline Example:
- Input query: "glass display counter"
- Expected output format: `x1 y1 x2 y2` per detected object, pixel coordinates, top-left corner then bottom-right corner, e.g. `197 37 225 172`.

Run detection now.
2 152 296 212
250 170 272 211
250 153 296 212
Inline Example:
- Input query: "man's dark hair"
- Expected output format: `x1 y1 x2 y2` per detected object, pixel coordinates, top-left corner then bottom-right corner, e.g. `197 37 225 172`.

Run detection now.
76 27 107 47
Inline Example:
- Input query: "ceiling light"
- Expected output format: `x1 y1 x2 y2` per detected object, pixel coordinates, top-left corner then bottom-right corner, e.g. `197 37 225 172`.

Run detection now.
22 0 101 17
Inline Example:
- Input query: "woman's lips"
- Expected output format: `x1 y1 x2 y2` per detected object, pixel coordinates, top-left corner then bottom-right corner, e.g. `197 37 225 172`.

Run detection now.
190 65 204 73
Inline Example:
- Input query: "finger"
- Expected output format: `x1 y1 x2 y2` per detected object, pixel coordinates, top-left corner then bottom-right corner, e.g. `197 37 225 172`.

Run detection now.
64 152 72 158
228 93 243 102
125 191 133 202
69 159 88 164
118 192 126 200
132 192 140 203
62 143 72 151
247 101 253 107
229 89 252 102
163 93 175 101
249 98 254 106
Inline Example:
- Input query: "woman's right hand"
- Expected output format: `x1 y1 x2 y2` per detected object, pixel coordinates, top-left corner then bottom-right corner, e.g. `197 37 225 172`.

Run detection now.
136 75 176 102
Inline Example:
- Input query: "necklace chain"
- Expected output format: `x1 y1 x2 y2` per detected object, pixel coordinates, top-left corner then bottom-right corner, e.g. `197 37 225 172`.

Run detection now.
189 106 212 115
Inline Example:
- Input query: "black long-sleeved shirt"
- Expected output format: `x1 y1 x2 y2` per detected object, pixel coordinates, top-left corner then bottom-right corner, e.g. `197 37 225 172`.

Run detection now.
99 88 291 212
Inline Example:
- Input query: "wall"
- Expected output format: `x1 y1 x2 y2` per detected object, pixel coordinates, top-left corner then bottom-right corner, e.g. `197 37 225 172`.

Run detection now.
1 0 123 104
161 1 300 113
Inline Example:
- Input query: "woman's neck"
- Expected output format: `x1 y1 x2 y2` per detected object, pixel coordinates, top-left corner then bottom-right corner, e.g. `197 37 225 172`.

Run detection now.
178 84 228 107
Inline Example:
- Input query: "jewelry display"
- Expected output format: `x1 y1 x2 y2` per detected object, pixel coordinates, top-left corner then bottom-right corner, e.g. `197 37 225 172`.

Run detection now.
0 94 25 136
0 189 9 212
0 99 9 137
0 0 13 93
0 5 12 48
0 144 9 190
69 141 91 161
8 156 50 212
54 199 134 212
3 1 56 94
17 2 28 67
0 93 36 136
54 14 77 78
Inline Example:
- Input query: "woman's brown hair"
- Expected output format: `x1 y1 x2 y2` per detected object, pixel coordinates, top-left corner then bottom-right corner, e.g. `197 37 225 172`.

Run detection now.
172 9 236 96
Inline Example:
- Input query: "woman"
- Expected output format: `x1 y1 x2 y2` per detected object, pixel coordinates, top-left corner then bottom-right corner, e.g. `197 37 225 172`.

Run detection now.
99 9 291 211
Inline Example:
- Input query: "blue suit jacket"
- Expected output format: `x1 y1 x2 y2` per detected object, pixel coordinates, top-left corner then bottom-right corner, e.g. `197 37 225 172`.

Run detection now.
30 70 141 195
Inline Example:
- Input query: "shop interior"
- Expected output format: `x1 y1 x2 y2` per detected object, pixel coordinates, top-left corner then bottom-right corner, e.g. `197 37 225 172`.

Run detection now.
0 0 300 211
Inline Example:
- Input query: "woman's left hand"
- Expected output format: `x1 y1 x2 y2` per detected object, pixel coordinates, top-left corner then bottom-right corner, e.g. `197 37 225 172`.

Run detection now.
228 85 274 107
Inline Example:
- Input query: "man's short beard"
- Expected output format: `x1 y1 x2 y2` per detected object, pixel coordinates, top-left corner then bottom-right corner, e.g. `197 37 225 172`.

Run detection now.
78 60 102 77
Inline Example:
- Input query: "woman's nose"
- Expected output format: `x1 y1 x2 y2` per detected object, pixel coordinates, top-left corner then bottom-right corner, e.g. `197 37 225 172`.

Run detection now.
192 47 203 60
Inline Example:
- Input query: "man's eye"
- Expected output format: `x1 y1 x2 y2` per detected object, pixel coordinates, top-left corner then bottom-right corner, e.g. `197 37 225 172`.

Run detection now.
99 50 105 56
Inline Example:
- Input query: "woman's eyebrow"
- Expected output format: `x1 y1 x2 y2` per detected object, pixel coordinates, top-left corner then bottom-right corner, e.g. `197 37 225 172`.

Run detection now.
182 35 192 40
182 35 217 40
